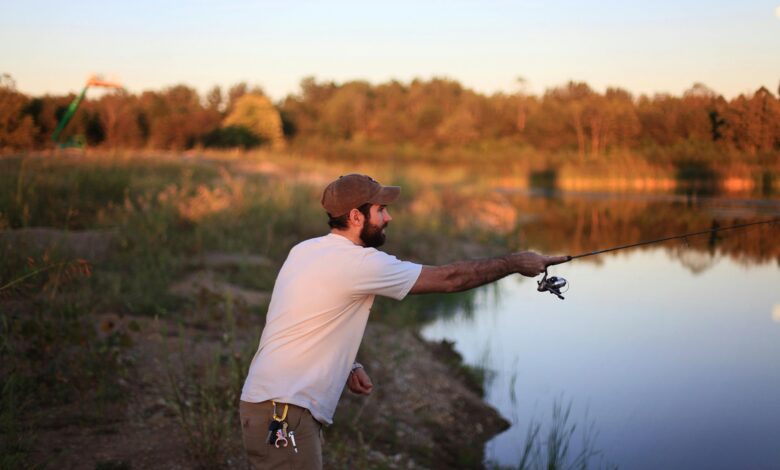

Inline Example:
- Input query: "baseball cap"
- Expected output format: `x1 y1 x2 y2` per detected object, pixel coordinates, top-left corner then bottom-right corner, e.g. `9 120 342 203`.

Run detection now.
321 174 401 217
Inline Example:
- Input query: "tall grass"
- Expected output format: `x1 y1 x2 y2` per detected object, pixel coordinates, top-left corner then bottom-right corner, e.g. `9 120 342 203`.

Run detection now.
508 400 616 470
163 296 257 469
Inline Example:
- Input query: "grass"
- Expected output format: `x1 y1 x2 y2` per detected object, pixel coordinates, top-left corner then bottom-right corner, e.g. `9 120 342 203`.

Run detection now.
0 155 219 230
164 336 243 468
489 400 617 470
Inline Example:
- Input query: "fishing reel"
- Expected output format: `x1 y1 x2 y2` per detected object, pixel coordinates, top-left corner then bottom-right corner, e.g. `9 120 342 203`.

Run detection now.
537 269 568 300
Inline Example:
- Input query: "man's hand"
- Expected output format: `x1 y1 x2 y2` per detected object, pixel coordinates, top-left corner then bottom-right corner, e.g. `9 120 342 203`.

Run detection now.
347 367 374 395
511 252 571 277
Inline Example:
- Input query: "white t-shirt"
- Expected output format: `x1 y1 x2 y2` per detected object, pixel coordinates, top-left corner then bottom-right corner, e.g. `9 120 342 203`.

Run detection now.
241 233 422 424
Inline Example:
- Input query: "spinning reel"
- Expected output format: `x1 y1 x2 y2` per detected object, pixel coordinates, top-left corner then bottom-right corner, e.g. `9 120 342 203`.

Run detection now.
537 269 568 300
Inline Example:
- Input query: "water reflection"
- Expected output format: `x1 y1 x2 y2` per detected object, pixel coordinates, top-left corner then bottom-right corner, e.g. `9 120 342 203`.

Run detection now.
421 248 780 470
409 185 780 268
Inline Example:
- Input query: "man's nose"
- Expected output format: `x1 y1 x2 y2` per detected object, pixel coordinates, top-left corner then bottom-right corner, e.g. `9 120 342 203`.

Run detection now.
385 210 392 222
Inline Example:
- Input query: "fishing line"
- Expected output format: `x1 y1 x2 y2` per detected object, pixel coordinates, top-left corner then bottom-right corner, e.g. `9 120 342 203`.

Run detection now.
537 218 780 299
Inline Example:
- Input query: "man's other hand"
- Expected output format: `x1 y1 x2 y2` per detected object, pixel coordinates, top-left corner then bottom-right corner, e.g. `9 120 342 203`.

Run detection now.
347 367 374 395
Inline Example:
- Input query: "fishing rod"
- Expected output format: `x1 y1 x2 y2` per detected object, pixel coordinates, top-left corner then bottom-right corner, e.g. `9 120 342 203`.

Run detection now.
537 218 780 300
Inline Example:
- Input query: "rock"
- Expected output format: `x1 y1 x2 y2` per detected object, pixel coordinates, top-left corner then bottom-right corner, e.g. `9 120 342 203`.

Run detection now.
168 270 269 307
193 252 273 269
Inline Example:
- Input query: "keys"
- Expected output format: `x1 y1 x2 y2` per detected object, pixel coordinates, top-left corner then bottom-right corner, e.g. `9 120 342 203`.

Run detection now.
268 401 291 449
267 420 281 445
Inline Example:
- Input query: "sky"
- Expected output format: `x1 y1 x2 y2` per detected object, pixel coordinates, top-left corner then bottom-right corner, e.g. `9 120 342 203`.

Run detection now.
1 0 779 101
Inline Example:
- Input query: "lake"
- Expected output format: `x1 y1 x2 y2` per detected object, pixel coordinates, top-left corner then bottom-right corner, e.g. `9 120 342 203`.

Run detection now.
420 190 780 470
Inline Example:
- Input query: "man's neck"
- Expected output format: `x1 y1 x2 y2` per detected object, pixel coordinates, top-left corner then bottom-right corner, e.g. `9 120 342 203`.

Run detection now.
330 228 365 247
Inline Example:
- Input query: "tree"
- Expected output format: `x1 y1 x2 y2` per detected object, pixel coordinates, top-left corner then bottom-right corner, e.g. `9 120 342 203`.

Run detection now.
600 87 641 152
677 83 717 142
366 80 412 142
0 74 37 149
97 90 145 148
223 93 284 148
725 87 780 154
318 81 371 140
279 77 337 140
136 85 218 150
206 85 224 113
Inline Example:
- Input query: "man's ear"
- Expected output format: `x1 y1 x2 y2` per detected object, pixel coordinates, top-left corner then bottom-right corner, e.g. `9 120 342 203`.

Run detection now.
348 208 364 227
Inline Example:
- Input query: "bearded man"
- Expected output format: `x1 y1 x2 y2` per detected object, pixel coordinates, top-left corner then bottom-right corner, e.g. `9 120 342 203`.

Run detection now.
239 174 567 469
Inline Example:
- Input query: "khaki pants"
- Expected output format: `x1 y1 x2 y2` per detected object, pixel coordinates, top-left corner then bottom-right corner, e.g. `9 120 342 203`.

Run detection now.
239 400 323 470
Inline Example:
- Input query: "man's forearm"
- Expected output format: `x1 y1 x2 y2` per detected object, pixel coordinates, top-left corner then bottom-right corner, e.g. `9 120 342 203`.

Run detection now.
433 257 513 293
409 251 569 295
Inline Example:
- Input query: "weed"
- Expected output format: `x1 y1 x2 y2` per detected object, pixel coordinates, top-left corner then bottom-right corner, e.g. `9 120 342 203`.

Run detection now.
506 399 617 470
163 297 255 469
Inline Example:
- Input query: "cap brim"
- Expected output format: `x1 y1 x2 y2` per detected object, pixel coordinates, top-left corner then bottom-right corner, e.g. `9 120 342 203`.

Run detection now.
369 186 401 205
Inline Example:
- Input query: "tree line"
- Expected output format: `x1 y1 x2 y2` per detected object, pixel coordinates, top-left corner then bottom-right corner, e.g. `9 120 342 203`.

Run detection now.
1 73 778 166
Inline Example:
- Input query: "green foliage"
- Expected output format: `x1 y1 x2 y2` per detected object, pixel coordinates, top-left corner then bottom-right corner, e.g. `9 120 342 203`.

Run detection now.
202 125 264 149
223 93 284 147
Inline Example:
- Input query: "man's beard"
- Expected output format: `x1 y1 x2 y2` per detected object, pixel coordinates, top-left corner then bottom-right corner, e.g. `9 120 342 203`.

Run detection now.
360 219 386 248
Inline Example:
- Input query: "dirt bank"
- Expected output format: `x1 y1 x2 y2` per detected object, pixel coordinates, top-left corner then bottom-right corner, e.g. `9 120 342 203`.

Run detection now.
331 323 510 468
26 314 508 469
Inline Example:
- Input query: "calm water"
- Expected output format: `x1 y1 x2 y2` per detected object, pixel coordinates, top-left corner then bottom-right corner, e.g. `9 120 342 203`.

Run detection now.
421 192 780 470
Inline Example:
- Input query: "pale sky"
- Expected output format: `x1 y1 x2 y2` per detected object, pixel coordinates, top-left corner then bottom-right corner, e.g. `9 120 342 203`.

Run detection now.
1 0 778 101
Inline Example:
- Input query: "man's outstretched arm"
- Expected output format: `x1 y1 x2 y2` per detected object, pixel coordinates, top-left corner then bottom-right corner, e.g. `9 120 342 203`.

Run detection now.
409 252 569 295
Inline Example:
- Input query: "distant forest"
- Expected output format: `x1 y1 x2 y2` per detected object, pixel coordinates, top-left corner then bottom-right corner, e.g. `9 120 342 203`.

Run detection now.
1 74 778 168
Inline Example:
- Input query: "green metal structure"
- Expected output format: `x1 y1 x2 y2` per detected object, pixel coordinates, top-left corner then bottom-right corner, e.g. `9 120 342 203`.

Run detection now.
51 75 122 148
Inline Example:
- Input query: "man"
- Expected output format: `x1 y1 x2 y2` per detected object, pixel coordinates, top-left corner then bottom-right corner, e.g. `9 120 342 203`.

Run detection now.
239 174 567 469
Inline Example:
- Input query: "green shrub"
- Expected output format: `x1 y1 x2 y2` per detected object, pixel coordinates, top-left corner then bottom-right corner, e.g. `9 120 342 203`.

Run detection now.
202 125 265 150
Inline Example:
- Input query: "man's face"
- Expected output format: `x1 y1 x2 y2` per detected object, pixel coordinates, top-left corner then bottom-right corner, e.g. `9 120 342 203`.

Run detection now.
359 205 392 248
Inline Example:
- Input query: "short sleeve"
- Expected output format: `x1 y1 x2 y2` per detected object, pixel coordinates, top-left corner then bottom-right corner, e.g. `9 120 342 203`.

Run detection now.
352 249 422 300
